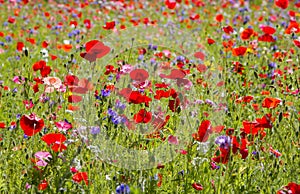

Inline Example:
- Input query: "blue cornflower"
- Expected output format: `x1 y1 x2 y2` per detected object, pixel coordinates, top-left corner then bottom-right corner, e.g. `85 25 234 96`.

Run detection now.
116 184 130 194
90 126 100 135
215 135 231 149
101 89 110 97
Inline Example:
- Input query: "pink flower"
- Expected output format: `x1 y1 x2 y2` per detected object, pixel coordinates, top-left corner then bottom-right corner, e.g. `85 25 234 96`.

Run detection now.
55 120 72 132
43 77 62 93
34 151 52 167
12 76 25 84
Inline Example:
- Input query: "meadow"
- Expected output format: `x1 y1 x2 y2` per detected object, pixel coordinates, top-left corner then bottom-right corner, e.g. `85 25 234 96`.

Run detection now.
0 0 299 193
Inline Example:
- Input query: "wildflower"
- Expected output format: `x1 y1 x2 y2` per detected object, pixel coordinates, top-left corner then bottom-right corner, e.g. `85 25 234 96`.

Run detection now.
20 114 44 136
34 151 52 167
215 135 231 149
116 183 130 194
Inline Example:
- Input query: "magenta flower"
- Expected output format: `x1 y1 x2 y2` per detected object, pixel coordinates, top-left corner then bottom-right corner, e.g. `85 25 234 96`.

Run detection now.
55 120 72 132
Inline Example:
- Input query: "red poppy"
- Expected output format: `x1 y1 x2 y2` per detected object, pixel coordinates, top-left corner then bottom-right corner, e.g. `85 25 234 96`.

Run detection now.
42 41 49 48
262 97 282 108
285 21 300 34
274 0 289 9
192 120 212 142
232 46 247 56
261 26 276 34
189 13 200 20
32 60 51 77
103 21 115 30
69 78 93 94
134 109 152 124
104 65 115 75
168 97 180 112
130 69 149 82
0 122 5 128
38 180 48 191
215 14 224 22
154 88 177 100
159 69 186 79
277 182 300 194
68 95 82 103
80 40 110 62
222 25 234 34
64 75 79 86
17 42 24 51
242 121 261 135
293 40 300 48
41 133 67 152
192 182 203 191
72 172 89 185
255 114 273 129
165 0 176 9
258 34 275 42
212 147 230 164
83 19 91 29
207 38 215 45
240 28 254 40
128 91 152 105
20 114 44 136
194 51 205 60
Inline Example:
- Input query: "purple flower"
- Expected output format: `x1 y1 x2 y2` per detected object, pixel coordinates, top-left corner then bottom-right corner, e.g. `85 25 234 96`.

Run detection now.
90 126 100 135
268 62 277 69
215 135 231 149
101 89 110 97
115 100 126 110
116 184 130 194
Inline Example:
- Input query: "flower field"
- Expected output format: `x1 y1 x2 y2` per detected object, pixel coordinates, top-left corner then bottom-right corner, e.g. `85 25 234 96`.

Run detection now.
0 0 299 193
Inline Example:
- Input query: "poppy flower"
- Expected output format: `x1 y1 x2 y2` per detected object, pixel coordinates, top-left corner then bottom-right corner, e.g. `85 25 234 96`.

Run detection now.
43 77 62 93
32 60 51 77
260 26 276 34
207 38 215 45
165 0 176 9
41 133 67 152
20 114 44 136
192 120 212 142
277 182 300 194
64 75 79 86
222 26 234 34
83 19 91 29
215 14 224 22
232 46 247 56
72 172 89 185
38 180 48 191
17 42 24 51
168 97 180 112
128 91 152 105
192 182 203 190
133 109 152 124
80 40 110 62
242 121 262 135
68 95 82 103
160 69 186 79
130 69 149 82
194 51 205 60
240 28 254 40
258 34 275 42
0 122 6 128
275 0 289 9
103 21 115 30
262 97 282 108
293 40 300 48
212 147 230 164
